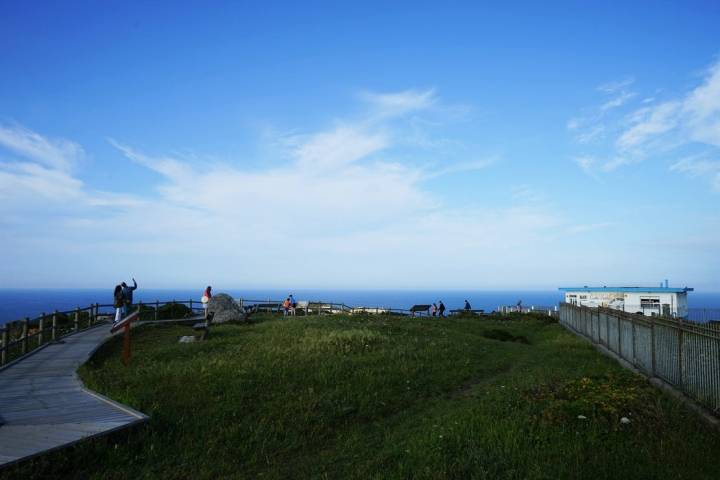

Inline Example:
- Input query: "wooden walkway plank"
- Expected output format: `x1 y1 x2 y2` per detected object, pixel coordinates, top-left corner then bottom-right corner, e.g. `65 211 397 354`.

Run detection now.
0 323 149 469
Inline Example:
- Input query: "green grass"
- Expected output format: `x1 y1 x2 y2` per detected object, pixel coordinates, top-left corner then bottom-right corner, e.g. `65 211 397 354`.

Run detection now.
4 314 720 479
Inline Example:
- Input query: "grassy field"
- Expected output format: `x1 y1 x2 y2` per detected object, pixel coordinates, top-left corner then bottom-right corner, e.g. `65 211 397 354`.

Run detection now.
3 313 720 479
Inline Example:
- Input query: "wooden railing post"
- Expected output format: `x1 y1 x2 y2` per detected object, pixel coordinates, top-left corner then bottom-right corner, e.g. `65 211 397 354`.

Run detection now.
1 327 7 366
21 318 29 355
38 315 44 346
155 301 159 321
617 315 622 356
51 311 57 341
75 307 80 331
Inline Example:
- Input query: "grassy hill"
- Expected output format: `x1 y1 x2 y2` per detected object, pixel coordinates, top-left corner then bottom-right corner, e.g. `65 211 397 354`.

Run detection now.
4 313 719 479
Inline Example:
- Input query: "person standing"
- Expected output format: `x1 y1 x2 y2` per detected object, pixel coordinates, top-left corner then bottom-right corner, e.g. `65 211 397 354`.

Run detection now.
464 299 471 311
113 284 124 324
202 286 212 319
289 294 297 316
121 278 138 316
438 300 446 318
283 297 291 317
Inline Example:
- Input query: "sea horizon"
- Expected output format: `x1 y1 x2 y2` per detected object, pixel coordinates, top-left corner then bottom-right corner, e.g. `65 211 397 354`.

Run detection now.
2 287 720 325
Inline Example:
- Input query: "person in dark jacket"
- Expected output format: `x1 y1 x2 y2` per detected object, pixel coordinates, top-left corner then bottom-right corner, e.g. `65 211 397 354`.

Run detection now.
113 284 124 324
121 278 138 316
464 300 471 311
438 300 446 318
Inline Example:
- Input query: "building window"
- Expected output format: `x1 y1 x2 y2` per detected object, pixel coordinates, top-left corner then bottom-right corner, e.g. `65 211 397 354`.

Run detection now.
640 297 660 309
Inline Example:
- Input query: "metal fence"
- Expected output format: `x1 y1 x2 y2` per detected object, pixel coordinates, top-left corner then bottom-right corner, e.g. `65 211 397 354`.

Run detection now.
560 302 720 416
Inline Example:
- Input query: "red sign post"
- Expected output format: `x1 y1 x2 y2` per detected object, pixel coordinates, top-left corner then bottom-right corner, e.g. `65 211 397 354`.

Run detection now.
110 310 139 366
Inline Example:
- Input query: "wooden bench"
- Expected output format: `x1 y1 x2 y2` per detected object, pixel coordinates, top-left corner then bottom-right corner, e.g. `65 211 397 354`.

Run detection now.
192 312 214 340
409 304 431 316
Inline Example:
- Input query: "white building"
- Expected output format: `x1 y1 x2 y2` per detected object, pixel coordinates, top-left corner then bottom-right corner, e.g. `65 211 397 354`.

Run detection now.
558 283 693 318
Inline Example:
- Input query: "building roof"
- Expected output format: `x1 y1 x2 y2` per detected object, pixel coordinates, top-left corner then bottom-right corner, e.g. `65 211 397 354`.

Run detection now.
558 286 694 293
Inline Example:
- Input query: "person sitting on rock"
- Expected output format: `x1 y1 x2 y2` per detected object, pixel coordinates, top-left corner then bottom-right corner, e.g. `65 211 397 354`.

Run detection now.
201 286 212 319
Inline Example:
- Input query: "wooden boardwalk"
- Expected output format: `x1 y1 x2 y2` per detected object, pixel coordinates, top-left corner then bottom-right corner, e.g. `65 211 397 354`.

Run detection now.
0 323 148 469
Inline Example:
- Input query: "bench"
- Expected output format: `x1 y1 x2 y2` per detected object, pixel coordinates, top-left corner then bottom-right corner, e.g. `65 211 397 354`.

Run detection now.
192 312 214 340
409 304 431 316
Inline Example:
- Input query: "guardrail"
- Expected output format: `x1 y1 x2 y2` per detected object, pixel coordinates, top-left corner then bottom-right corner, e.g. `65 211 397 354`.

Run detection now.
0 299 205 368
238 299 414 316
559 302 720 417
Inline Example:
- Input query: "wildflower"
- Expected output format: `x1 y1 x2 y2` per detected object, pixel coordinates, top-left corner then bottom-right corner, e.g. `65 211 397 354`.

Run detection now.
620 417 631 424
577 415 587 420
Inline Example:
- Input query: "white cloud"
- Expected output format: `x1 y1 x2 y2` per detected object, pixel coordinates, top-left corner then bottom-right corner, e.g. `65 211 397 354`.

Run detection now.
569 58 720 190
0 124 84 171
292 126 388 170
597 77 635 94
670 156 720 192
360 88 436 118
573 156 595 175
600 91 636 111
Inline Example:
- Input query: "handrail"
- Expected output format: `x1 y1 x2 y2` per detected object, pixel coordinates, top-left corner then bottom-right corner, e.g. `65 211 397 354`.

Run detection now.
0 299 206 367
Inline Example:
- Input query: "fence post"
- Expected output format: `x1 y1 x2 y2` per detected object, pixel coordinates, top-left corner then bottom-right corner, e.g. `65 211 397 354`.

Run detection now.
1 326 7 366
617 314 622 356
631 317 636 364
21 318 29 355
38 315 44 346
75 307 80 331
651 316 656 376
678 316 684 389
155 301 159 321
52 311 57 341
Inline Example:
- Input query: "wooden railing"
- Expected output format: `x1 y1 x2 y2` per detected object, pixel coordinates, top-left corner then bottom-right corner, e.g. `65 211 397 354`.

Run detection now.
0 299 205 368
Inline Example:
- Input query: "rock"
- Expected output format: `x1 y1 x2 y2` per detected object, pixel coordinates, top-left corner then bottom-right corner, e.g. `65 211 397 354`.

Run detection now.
620 417 631 424
577 415 587 420
179 335 197 343
208 293 247 324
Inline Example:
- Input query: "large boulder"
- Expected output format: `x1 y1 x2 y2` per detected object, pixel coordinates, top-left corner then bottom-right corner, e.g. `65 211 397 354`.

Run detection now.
208 293 246 323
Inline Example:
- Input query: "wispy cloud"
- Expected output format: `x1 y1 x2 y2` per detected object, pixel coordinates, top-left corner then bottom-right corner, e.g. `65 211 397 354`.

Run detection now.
568 58 720 190
670 156 720 192
359 88 437 118
597 77 635 94
0 124 84 171
1 90 583 287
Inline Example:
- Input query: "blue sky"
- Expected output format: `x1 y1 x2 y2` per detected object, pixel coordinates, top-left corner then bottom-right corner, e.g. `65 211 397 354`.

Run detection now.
1 1 719 290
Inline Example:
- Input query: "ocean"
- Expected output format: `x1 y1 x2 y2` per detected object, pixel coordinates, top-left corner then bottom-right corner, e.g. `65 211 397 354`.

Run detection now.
1 288 719 324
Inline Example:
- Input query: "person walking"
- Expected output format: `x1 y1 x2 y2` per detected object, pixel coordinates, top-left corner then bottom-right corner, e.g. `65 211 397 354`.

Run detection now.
464 299 471 311
121 278 138 316
201 286 212 319
438 300 446 318
113 284 124 324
